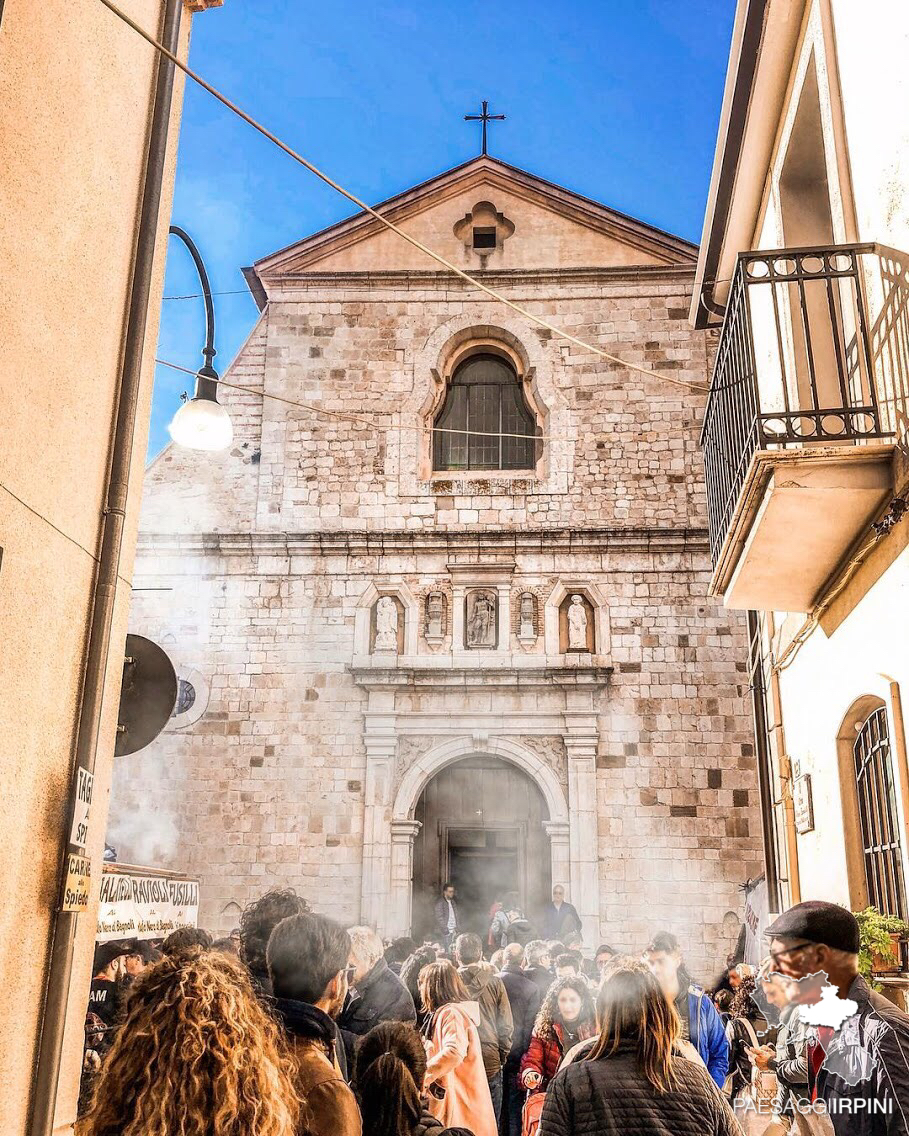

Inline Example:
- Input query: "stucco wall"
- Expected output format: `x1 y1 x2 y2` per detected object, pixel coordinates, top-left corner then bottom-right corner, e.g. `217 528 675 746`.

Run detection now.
0 1 199 1130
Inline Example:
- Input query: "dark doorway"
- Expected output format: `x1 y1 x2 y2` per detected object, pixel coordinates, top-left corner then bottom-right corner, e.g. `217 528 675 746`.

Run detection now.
411 757 551 943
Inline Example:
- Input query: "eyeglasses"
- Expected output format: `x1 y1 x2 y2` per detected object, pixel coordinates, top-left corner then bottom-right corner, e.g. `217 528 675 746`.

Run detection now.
767 941 816 966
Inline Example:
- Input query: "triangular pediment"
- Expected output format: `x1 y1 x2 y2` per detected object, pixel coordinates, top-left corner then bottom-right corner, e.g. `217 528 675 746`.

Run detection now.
248 156 696 295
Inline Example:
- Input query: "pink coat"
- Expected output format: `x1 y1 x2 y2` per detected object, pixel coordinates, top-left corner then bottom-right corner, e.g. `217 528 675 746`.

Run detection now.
424 1001 497 1136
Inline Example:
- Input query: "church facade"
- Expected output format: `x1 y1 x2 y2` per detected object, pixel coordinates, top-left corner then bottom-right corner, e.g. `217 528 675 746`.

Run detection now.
113 156 763 971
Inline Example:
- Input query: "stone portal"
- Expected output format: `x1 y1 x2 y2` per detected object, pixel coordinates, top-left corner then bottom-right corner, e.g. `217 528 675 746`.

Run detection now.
411 756 552 940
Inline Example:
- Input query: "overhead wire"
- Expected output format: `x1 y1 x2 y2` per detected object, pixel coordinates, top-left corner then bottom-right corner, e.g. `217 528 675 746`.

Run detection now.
98 0 710 394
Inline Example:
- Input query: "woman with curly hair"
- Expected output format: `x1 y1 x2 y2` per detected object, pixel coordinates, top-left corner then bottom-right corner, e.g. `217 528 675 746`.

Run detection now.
238 886 310 996
80 948 299 1136
723 965 774 1121
519 976 596 1094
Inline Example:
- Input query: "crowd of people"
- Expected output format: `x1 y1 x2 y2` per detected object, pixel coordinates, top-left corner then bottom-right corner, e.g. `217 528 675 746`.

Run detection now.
77 891 909 1136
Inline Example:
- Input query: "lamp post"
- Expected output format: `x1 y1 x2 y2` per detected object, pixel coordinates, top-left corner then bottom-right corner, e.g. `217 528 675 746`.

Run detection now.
166 225 233 450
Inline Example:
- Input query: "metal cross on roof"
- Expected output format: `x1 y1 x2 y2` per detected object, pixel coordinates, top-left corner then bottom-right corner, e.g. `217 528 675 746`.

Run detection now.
464 100 506 156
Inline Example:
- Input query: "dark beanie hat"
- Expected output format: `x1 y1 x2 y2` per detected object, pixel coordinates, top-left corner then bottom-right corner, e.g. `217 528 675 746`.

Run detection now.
766 901 860 954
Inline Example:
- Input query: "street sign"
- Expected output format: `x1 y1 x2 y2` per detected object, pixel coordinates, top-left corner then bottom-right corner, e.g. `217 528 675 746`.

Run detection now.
794 773 815 834
61 853 91 912
69 766 93 849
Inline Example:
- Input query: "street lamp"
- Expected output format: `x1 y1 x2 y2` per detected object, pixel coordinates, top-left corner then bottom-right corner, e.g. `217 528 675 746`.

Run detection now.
166 225 233 451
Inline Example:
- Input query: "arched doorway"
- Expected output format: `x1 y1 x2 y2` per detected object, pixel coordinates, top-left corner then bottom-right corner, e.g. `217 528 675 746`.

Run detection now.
411 756 551 941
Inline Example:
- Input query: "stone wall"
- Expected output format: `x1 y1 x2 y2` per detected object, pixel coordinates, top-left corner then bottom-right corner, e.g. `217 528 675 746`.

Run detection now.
116 261 762 976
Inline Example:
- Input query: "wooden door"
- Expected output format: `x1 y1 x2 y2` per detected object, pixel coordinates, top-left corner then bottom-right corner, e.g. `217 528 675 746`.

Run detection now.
412 757 551 941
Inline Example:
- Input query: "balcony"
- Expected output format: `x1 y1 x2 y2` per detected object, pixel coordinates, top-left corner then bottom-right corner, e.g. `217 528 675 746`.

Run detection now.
701 243 909 612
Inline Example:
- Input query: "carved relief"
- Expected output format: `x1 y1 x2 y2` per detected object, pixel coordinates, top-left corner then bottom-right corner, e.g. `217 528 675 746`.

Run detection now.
519 735 568 788
425 591 446 649
465 589 497 648
394 735 434 785
518 592 537 643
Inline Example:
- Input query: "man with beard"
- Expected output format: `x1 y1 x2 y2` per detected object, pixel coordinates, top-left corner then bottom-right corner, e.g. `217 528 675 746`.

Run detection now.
267 913 362 1136
767 901 909 1135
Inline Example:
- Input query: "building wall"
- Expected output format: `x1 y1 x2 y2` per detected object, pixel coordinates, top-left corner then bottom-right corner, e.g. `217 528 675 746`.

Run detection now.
117 262 763 977
773 543 909 911
0 2 213 1130
706 0 909 920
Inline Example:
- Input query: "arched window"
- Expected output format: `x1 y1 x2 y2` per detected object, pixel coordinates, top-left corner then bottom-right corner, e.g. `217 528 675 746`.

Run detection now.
853 706 907 918
433 353 538 471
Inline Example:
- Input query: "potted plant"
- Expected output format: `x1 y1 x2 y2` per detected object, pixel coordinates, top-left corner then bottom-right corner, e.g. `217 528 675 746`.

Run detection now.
853 906 908 981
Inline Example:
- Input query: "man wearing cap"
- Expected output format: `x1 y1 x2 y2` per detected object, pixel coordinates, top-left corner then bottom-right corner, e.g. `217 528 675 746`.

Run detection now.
88 941 131 1029
767 900 909 1134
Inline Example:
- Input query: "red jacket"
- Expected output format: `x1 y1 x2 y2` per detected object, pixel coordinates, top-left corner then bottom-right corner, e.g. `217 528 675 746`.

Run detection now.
519 1020 596 1090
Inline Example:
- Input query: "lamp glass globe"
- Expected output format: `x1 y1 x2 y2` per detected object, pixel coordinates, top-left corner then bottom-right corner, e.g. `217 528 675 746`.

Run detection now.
168 397 233 451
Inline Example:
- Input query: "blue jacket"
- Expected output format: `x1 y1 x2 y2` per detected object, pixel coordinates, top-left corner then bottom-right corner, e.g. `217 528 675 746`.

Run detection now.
687 985 729 1088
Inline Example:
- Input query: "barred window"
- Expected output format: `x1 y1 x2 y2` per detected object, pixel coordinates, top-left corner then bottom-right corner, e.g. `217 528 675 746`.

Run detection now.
432 353 538 471
853 707 907 919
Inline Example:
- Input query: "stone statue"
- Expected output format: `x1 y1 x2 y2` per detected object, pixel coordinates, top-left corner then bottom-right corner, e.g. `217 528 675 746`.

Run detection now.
519 592 536 640
567 594 589 651
374 596 399 652
467 590 496 648
426 592 444 641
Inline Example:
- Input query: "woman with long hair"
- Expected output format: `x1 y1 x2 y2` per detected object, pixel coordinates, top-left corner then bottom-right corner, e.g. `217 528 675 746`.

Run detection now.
418 960 497 1136
539 960 741 1136
519 976 596 1093
400 947 438 1029
356 1020 441 1136
80 948 300 1136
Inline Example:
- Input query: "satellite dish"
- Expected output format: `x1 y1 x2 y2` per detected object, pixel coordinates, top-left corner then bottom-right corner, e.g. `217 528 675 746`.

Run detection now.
115 634 178 756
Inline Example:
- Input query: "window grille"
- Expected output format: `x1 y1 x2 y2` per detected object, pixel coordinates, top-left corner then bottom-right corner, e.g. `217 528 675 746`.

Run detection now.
853 707 907 918
432 353 538 471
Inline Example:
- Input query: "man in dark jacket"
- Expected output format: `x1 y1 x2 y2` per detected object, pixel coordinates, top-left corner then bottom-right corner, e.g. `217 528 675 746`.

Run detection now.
433 882 461 947
522 939 555 999
339 925 415 1067
267 913 362 1136
768 900 909 1135
541 886 582 944
455 932 514 1123
498 943 542 1136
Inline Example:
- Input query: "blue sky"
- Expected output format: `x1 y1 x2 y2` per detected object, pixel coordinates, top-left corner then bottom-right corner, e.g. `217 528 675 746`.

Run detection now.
150 0 736 455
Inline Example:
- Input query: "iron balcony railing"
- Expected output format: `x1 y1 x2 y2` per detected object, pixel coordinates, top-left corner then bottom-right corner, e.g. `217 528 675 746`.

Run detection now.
699 243 909 564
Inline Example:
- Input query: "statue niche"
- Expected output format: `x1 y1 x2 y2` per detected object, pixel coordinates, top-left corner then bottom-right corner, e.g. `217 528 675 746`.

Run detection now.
372 595 404 654
559 592 594 653
465 588 497 649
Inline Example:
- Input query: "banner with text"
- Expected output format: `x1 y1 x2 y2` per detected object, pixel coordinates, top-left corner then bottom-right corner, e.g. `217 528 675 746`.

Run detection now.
96 872 199 942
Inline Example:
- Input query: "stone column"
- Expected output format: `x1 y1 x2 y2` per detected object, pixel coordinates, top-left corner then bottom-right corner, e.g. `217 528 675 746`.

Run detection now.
544 820 570 896
563 691 600 945
497 582 512 651
360 690 396 933
451 585 466 651
390 820 422 936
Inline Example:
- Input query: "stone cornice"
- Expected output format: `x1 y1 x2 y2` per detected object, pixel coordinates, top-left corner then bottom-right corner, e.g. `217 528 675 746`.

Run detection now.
349 658 614 691
135 526 711 557
258 263 696 294
184 0 223 10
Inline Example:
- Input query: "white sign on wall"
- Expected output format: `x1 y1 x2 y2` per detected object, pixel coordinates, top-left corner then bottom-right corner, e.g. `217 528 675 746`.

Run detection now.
743 876 770 967
96 871 200 941
69 767 94 849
